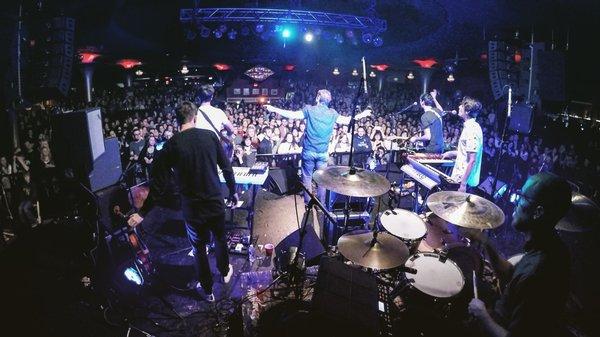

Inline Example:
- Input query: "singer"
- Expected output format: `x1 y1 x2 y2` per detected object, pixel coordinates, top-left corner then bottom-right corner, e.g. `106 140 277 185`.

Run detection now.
265 90 371 203
409 90 445 154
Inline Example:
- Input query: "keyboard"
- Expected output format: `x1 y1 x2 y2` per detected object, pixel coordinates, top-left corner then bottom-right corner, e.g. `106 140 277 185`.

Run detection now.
219 167 269 185
401 157 457 190
408 153 455 167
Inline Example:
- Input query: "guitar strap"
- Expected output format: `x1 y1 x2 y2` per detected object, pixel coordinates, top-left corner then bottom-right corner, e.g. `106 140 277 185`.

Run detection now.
197 107 227 142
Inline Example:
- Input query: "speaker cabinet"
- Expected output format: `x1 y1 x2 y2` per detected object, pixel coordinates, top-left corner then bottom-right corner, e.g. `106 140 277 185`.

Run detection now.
508 103 534 134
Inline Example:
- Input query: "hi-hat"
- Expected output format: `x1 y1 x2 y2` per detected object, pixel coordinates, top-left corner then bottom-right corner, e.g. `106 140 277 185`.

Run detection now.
313 166 391 197
426 191 505 229
556 192 600 232
337 230 410 270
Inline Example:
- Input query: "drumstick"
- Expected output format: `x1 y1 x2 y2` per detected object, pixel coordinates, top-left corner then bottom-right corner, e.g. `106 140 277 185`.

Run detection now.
472 270 478 299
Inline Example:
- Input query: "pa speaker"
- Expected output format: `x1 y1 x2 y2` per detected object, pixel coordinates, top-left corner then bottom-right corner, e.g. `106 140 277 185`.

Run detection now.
508 103 534 134
51 107 105 175
264 167 300 196
275 225 325 266
89 138 122 192
478 175 507 199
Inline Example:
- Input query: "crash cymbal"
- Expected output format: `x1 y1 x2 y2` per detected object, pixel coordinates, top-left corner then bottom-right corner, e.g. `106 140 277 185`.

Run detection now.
337 230 410 270
556 192 600 232
426 191 505 229
313 166 391 197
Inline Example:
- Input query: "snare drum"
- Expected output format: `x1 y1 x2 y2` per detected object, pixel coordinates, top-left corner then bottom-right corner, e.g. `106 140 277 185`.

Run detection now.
396 252 465 319
380 209 427 253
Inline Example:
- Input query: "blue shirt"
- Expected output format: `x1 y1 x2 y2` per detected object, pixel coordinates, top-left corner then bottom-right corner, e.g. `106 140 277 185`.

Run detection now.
302 103 339 154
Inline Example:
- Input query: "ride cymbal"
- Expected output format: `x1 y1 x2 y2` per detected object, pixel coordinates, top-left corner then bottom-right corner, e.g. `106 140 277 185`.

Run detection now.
426 191 505 229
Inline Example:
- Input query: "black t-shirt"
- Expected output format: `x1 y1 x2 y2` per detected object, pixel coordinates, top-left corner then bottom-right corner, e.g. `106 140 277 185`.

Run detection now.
493 231 570 337
420 109 444 153
160 128 235 219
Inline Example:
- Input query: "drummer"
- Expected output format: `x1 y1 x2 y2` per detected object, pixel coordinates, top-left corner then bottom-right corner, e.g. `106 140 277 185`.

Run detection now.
465 173 571 337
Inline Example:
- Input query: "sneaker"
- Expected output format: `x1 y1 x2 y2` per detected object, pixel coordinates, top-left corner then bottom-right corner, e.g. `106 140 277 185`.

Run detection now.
188 281 215 302
220 264 233 284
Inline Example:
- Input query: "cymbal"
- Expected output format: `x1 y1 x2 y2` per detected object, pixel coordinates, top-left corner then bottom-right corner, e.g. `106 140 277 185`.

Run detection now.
556 192 600 232
313 166 391 197
337 230 410 270
426 191 505 229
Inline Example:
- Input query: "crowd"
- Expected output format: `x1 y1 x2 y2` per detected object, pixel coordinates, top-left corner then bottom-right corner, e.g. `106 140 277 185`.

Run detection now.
2 78 599 236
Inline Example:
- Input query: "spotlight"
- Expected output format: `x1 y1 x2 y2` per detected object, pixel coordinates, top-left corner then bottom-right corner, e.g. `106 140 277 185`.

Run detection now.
219 24 227 32
200 26 211 38
447 74 455 82
369 71 376 78
255 24 264 33
373 36 383 47
214 30 223 39
241 26 250 36
362 33 373 44
346 30 355 38
304 32 314 42
332 67 340 75
282 28 292 38
351 69 358 76
407 72 415 80
181 65 189 74
228 29 237 40
135 69 143 76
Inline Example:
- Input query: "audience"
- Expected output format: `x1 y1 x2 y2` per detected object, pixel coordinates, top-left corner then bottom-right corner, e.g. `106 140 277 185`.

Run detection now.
1 79 599 237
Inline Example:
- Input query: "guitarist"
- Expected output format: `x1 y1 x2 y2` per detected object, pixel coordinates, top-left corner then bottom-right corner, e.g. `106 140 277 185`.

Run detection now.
196 84 236 159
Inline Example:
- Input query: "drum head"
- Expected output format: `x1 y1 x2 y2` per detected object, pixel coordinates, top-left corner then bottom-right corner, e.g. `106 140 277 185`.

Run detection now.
380 209 427 240
405 253 465 298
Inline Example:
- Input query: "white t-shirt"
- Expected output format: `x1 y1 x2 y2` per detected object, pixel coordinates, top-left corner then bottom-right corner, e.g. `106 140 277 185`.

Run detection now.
451 118 483 187
196 104 229 137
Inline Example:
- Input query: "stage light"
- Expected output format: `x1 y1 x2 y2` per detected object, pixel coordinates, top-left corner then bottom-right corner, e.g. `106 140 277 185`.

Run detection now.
282 28 292 38
200 26 211 38
181 65 189 74
255 24 264 33
346 30 355 38
219 24 227 32
124 267 143 286
228 29 237 40
260 31 270 41
135 69 143 76
334 33 344 44
333 67 340 75
373 36 383 47
214 30 223 39
407 72 415 80
369 71 376 78
241 26 250 36
304 32 314 42
447 74 455 82
362 33 373 44
394 77 399 82
352 69 358 76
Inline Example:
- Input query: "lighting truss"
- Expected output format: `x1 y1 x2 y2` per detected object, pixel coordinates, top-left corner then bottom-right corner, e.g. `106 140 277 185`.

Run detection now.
180 8 387 33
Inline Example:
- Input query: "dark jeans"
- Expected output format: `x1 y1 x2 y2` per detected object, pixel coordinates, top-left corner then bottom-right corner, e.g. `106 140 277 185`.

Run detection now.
184 213 229 294
301 150 328 204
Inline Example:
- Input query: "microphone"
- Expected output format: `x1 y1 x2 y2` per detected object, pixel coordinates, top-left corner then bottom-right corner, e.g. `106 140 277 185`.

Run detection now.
507 86 512 118
398 102 417 114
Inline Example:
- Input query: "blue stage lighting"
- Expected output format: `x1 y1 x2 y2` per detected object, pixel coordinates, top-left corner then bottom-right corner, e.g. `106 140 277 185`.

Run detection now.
282 28 292 38
304 32 314 42
124 267 143 285
373 36 383 47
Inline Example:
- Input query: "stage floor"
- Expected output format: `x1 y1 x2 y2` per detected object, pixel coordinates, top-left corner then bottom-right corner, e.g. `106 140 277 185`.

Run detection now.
1 189 599 336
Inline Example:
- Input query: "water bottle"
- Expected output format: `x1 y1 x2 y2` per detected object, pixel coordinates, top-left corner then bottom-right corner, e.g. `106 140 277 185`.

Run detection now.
248 244 256 264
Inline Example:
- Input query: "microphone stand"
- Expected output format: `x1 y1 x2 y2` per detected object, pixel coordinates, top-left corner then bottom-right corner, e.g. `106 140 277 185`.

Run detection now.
492 87 511 200
278 182 336 298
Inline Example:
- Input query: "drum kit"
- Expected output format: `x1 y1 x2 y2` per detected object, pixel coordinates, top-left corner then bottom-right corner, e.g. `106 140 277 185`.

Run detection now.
314 165 506 321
